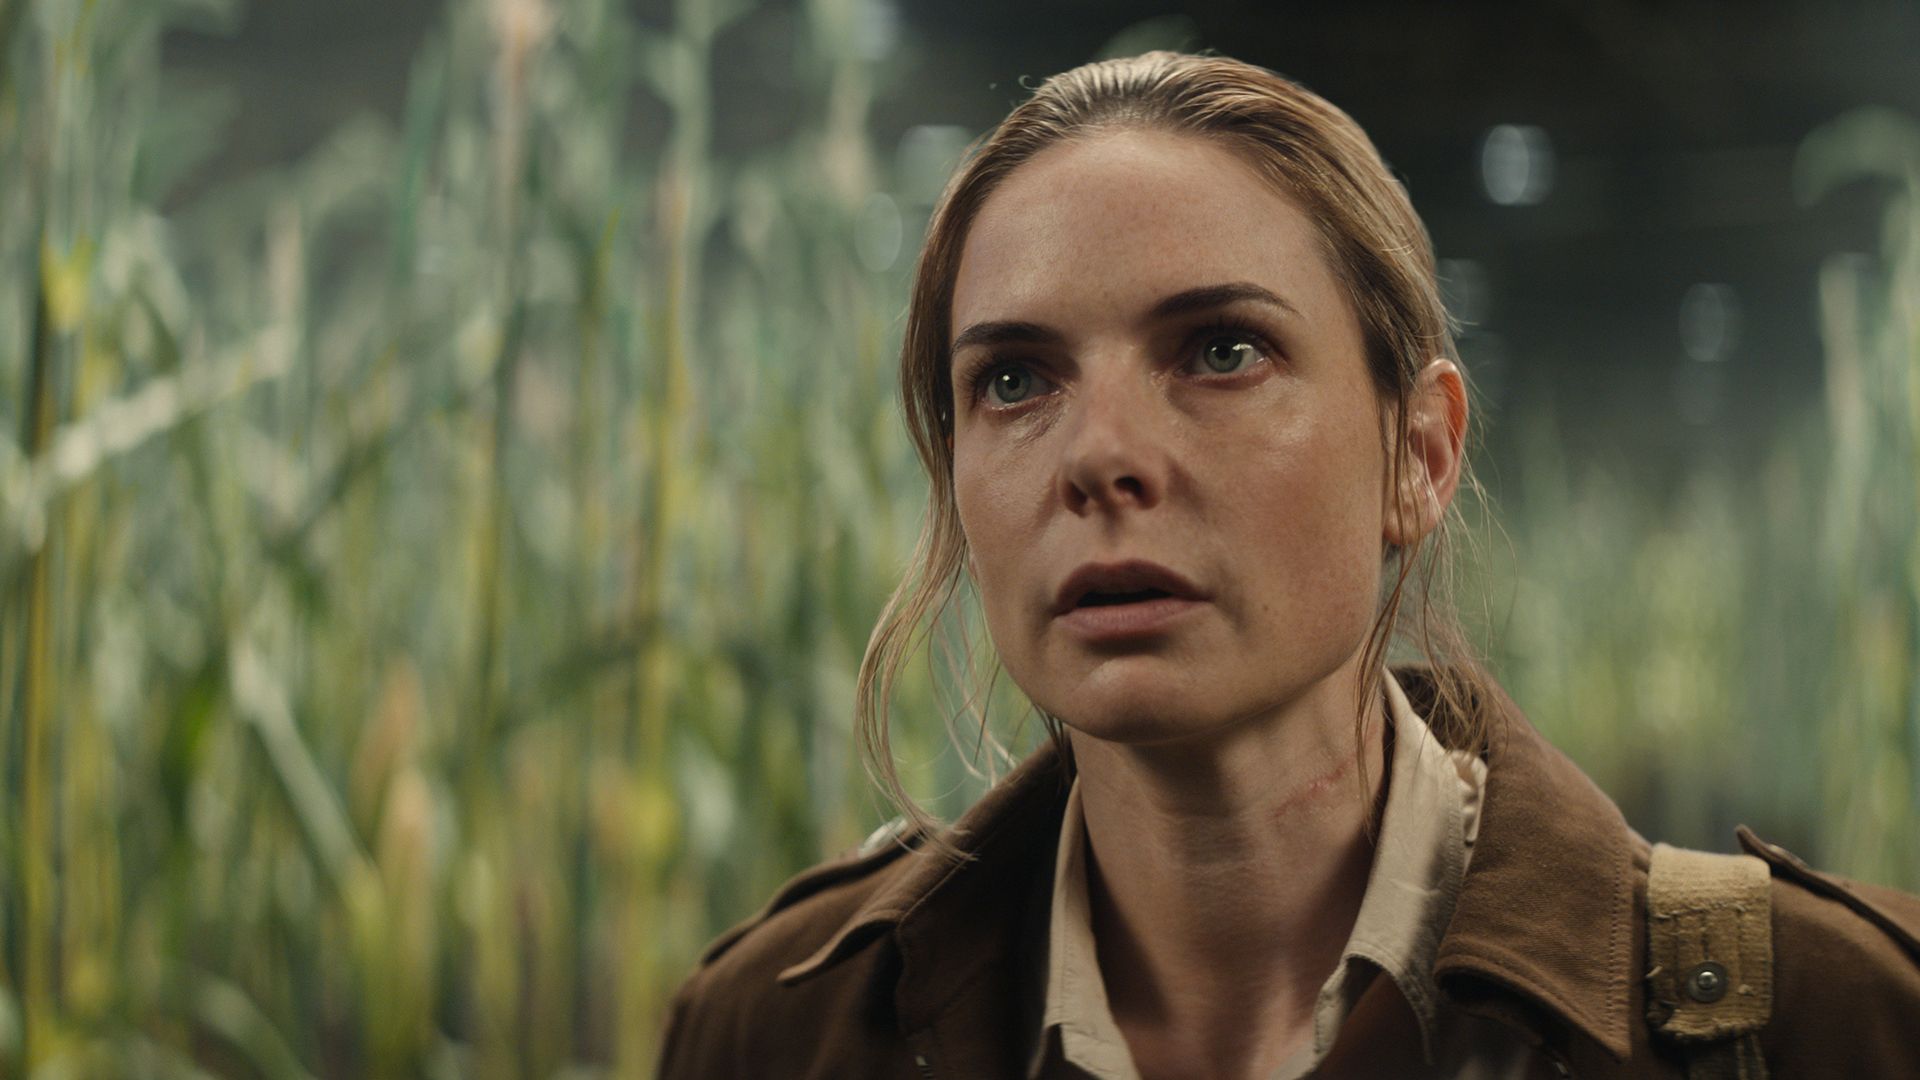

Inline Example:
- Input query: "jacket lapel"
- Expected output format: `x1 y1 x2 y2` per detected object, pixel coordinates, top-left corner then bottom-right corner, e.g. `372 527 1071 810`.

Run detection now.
776 740 1069 990
778 739 1070 1075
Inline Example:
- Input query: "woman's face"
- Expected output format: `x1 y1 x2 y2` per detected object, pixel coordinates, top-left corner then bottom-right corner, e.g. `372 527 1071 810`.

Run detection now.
949 128 1395 745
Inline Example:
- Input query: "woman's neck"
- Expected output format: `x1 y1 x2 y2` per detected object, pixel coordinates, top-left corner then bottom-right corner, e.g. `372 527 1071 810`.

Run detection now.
1066 666 1387 1079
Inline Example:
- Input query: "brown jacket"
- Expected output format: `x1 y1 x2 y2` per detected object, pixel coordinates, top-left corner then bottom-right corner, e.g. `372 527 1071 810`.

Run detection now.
657 668 1920 1078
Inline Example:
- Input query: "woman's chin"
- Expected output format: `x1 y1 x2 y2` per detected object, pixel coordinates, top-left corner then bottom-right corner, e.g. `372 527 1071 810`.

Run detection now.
1045 679 1245 747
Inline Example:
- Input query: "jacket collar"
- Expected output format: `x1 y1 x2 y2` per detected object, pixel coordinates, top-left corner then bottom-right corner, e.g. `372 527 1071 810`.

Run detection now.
780 665 1638 1059
1412 667 1638 1060
775 739 1069 1011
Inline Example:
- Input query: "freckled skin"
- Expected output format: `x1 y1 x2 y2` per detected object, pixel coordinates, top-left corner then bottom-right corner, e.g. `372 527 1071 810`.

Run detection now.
950 128 1391 747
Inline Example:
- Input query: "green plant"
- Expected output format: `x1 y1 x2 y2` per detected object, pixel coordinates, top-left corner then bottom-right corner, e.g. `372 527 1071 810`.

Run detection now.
0 3 1913 1074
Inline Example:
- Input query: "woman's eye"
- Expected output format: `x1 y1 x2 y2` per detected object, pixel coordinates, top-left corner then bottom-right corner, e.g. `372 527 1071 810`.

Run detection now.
1192 331 1264 374
985 364 1048 405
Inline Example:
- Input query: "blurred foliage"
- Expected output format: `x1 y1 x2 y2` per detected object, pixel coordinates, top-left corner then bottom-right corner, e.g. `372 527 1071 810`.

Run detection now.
0 0 1914 1075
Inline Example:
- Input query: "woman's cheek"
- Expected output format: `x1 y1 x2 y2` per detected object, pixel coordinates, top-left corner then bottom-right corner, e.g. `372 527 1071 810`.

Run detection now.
954 465 1019 626
1248 468 1381 640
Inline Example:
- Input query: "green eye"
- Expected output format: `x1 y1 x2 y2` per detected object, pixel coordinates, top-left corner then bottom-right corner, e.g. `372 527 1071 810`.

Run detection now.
989 366 1038 404
1198 334 1258 373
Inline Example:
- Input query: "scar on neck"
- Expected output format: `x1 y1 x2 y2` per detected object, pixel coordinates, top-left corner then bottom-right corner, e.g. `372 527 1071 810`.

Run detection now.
1267 734 1372 821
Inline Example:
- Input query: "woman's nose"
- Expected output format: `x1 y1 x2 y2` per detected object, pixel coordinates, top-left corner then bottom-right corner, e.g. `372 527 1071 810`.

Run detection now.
1057 372 1169 515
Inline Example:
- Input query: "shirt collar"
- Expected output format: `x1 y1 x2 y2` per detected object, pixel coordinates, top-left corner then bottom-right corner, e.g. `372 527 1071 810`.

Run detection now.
1028 777 1135 1077
1322 668 1486 1059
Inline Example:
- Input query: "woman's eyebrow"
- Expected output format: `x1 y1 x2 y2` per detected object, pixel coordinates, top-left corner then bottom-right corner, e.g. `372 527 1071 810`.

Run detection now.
949 281 1298 355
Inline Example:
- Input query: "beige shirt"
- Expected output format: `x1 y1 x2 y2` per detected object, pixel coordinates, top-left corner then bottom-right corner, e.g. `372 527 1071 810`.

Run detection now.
1027 669 1538 1079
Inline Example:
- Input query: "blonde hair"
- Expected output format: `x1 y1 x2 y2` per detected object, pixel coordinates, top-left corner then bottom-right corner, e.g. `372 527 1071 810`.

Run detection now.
857 50 1495 861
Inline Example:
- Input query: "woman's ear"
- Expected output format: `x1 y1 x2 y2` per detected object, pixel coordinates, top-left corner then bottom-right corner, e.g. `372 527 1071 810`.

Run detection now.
1384 358 1468 547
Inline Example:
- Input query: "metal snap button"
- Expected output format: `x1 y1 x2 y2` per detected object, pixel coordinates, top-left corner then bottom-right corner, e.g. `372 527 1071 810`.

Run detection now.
1683 961 1729 1003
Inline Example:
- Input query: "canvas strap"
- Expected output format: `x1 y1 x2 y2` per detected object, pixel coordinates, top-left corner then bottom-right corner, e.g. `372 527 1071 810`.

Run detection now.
1645 843 1774 1080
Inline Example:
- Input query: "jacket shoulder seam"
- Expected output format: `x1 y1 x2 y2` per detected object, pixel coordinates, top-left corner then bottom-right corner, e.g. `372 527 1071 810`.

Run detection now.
1736 825 1920 965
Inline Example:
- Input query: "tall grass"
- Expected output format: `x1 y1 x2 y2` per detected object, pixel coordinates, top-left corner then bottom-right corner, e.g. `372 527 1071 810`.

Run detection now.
0 0 1914 1075
1479 107 1920 894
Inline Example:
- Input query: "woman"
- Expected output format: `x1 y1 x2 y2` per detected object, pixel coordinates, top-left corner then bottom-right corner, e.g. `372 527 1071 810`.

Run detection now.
659 51 1920 1079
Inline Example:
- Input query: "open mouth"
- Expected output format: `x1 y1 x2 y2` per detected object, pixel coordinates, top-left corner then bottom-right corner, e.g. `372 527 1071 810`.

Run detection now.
1077 587 1173 608
1054 560 1207 617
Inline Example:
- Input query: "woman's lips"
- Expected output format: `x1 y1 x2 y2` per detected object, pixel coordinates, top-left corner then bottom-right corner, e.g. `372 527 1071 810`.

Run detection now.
1052 558 1207 614
1055 594 1205 643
